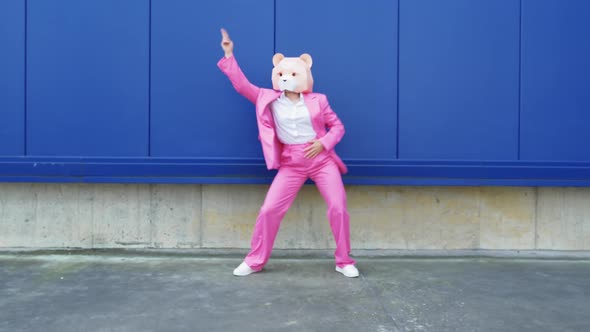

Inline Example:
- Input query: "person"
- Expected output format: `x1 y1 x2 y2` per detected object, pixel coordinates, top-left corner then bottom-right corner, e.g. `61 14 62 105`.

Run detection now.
217 28 359 278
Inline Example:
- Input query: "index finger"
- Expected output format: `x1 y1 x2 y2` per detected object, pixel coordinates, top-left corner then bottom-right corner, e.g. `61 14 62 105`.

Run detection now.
220 28 230 40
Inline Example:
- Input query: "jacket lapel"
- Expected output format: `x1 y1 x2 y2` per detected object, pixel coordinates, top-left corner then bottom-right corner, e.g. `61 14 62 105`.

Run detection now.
304 94 322 134
257 89 282 117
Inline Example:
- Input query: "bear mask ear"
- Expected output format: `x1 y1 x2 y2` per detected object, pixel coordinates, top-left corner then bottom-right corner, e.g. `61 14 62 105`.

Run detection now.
272 53 285 66
299 53 313 68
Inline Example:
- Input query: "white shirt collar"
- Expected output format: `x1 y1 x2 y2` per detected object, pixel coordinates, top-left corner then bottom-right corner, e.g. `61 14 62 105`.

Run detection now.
278 91 305 106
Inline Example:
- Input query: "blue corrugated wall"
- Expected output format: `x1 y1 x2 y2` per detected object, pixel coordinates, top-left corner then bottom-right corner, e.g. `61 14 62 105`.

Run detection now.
0 0 589 185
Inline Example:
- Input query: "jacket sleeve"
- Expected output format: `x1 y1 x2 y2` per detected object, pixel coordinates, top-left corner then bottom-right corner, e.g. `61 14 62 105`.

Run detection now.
217 55 260 104
318 94 345 151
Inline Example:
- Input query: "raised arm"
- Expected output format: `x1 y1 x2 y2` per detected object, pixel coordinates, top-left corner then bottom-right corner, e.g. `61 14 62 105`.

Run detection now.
217 28 260 104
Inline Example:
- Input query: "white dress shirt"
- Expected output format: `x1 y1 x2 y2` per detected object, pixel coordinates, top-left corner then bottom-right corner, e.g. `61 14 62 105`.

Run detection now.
271 92 317 144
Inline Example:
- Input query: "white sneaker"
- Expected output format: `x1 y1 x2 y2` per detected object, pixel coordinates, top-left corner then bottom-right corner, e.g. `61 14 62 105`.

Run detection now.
233 262 257 276
336 264 359 278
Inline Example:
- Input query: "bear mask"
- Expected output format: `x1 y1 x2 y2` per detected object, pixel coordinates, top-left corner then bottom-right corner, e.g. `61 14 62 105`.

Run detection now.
271 53 314 93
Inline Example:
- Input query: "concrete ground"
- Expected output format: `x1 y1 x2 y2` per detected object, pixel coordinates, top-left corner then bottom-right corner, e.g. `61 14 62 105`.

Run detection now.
0 252 588 332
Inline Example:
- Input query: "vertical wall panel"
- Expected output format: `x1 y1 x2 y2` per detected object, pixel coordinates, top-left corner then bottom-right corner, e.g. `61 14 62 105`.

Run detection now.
27 0 149 156
520 0 590 161
276 0 398 160
151 0 273 158
399 0 520 160
0 0 25 156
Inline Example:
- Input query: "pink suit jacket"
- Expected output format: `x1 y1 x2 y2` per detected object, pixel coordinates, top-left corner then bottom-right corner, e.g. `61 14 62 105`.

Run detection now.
218 55 348 174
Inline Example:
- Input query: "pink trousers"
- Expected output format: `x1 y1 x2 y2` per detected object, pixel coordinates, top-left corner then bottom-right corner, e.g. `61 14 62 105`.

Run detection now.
244 143 355 271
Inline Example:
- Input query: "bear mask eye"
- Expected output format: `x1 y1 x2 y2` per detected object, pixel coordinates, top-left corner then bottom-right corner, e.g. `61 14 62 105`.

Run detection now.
279 72 283 77
292 73 297 77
